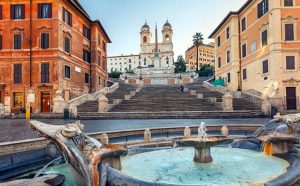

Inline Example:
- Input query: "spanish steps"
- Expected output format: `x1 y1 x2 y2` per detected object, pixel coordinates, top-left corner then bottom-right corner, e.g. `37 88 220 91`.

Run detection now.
77 78 263 119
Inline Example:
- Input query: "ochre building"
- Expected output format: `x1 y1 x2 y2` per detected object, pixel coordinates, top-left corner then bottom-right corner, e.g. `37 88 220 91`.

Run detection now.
209 0 300 111
185 42 215 71
0 0 111 113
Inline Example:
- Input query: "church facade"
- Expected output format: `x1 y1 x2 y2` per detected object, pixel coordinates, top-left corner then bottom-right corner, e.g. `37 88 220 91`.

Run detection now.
108 21 174 72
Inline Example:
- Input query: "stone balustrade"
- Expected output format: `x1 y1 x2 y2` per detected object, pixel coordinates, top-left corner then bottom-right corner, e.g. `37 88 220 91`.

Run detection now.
0 124 261 156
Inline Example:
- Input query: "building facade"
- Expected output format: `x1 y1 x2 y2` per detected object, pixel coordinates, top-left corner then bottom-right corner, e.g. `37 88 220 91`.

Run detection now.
185 42 215 71
108 21 174 73
108 54 140 73
0 0 111 113
140 21 174 69
209 0 300 111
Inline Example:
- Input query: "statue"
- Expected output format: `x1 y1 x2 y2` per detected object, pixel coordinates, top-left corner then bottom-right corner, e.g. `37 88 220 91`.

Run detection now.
198 122 208 141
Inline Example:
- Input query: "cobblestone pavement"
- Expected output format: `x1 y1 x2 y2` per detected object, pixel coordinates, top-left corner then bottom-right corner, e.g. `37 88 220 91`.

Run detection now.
0 118 271 143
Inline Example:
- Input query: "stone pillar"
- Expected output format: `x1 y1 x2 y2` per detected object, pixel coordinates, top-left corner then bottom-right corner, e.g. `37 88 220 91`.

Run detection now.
221 126 229 137
100 133 109 145
262 98 272 117
222 92 233 111
197 94 203 99
194 147 212 163
0 103 4 118
4 95 11 115
210 97 217 104
190 90 197 96
69 106 78 118
53 90 66 113
270 94 284 113
184 126 191 137
98 94 109 113
144 129 151 142
124 79 129 84
184 87 189 92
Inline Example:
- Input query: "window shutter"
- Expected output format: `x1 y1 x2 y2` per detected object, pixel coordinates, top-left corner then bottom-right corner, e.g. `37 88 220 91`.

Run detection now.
21 4 25 19
38 4 42 18
49 4 52 18
0 5 2 20
0 35 2 50
62 8 65 22
285 24 294 41
69 13 72 26
45 33 49 48
11 5 15 19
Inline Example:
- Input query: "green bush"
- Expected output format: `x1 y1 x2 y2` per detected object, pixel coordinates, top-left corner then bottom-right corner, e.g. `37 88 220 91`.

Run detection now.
109 70 122 78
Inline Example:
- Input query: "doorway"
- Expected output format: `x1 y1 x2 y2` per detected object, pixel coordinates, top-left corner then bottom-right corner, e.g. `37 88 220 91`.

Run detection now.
41 92 51 113
286 87 297 110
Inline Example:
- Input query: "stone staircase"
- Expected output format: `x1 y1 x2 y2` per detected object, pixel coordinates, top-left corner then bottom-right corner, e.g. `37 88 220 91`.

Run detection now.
110 85 221 112
77 82 137 113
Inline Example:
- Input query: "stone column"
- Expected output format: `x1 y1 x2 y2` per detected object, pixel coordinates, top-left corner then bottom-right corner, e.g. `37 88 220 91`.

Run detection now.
261 98 272 117
0 103 4 118
53 90 66 113
221 126 229 137
184 126 191 137
222 92 233 111
144 129 151 142
197 94 203 99
100 133 109 145
98 94 109 113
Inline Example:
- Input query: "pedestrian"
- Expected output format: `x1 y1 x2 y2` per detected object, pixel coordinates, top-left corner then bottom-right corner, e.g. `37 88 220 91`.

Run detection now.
180 84 184 94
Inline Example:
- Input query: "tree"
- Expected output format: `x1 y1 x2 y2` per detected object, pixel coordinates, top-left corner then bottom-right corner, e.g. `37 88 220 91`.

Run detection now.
193 32 204 72
108 70 122 78
174 55 187 75
199 64 214 77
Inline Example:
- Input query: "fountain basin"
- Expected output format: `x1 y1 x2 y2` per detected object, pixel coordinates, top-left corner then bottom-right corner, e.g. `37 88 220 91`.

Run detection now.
174 136 233 163
121 147 289 186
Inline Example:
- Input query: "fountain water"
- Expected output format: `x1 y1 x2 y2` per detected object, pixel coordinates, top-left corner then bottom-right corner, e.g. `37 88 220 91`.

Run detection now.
34 156 63 178
197 122 208 141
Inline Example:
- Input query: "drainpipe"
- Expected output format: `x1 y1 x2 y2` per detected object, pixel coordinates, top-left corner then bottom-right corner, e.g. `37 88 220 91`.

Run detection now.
29 0 32 87
89 32 92 93
237 14 242 91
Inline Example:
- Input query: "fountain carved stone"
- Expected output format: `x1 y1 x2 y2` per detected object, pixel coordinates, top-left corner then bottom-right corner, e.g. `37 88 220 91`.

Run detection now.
175 123 233 163
30 120 127 186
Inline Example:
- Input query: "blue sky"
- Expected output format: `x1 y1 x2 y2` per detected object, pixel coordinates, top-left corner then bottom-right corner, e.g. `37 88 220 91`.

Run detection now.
78 0 246 57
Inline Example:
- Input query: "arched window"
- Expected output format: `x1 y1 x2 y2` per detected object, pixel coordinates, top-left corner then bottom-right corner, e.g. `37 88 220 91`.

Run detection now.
165 34 170 41
143 36 147 44
144 58 147 66
166 56 169 65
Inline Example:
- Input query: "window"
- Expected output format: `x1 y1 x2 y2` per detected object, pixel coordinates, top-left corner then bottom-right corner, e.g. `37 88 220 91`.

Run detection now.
83 25 91 40
83 49 91 63
98 33 101 45
262 60 268 74
62 8 72 26
243 68 247 80
84 73 89 84
98 76 101 85
14 34 22 50
226 27 230 39
286 56 295 70
284 0 293 6
258 0 269 18
242 43 247 58
285 24 294 41
41 33 49 49
218 57 221 68
0 5 2 20
262 30 268 46
65 65 70 79
241 17 246 32
144 58 146 66
227 73 231 83
217 36 221 47
41 63 50 83
0 35 2 50
11 5 25 20
38 3 52 18
226 50 230 63
102 41 106 51
14 64 22 84
250 41 257 53
98 52 101 66
64 37 70 53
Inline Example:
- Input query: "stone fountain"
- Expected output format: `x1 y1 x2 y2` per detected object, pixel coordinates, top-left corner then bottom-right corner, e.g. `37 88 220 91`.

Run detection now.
175 122 233 163
30 120 127 186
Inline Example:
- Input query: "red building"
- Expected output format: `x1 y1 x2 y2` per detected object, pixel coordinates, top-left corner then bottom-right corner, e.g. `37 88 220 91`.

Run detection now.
0 0 110 113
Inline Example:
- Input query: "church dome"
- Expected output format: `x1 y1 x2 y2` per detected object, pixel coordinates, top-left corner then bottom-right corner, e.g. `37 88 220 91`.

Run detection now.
141 22 150 30
163 20 172 28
